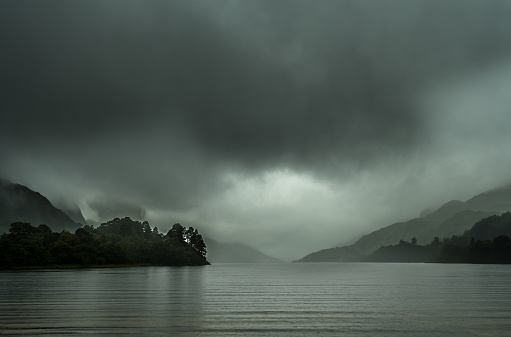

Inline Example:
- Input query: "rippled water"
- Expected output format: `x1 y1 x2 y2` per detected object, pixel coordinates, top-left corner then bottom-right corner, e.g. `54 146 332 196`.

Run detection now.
1 263 511 336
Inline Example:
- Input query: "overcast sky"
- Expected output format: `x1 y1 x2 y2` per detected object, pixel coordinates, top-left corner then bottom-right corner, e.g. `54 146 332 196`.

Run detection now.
2 0 511 260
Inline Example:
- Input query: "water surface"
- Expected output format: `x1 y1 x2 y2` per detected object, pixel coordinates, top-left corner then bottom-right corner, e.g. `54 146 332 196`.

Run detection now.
1 263 510 336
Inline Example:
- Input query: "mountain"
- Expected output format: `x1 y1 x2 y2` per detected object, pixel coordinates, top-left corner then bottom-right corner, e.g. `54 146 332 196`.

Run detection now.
205 238 282 263
434 211 511 263
364 241 438 263
325 212 511 264
351 185 511 255
0 179 79 233
296 246 363 262
297 184 511 261
464 211 511 241
52 199 88 225
350 208 494 255
465 185 511 212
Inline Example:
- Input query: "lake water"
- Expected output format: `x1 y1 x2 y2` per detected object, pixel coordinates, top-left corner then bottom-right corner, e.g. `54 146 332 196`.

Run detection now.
1 263 511 336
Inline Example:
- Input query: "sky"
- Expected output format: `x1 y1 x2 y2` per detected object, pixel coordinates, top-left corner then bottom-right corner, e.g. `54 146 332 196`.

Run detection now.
1 0 511 261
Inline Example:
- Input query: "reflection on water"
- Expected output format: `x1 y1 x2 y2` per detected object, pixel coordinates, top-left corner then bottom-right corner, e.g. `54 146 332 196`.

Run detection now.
1 263 511 336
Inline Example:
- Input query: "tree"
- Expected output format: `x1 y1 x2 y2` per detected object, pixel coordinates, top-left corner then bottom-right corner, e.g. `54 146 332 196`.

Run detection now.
411 237 417 246
75 228 93 244
185 227 207 257
192 233 207 258
142 221 152 240
167 223 185 244
9 222 36 240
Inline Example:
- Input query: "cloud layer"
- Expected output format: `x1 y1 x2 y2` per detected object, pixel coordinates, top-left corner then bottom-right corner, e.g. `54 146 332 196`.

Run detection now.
2 0 511 259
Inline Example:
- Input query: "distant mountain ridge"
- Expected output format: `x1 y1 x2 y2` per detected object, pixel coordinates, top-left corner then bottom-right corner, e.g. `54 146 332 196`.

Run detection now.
0 179 79 233
297 184 511 261
51 200 87 225
205 238 282 263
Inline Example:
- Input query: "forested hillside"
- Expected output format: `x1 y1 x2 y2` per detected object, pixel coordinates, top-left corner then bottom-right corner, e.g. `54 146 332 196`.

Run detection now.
298 184 511 262
363 212 511 263
435 212 511 263
297 212 511 264
351 185 511 255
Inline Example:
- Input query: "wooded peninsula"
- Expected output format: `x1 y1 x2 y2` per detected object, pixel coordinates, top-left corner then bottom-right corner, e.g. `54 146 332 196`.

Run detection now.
0 217 209 269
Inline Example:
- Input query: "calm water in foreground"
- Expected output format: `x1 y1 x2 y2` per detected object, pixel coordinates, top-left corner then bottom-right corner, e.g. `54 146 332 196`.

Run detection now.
1 263 511 336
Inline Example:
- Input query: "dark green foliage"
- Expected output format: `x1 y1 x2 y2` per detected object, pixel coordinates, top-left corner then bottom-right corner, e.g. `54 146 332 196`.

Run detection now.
435 212 511 263
431 237 440 246
167 223 185 244
365 240 437 262
0 217 209 268
466 212 511 240
0 222 57 266
435 235 511 263
185 226 207 258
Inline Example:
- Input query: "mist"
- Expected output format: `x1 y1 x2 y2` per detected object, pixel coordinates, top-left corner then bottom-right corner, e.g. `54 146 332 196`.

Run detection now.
1 0 511 260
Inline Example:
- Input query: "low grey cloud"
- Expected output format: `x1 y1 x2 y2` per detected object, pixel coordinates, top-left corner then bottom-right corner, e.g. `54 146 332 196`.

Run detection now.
1 0 511 260
88 197 147 223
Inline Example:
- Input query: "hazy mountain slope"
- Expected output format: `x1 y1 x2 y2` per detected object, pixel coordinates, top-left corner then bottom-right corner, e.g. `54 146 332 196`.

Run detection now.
428 210 495 239
295 246 363 262
298 184 511 261
364 242 437 263
349 217 431 255
423 200 469 222
350 209 496 255
0 179 79 233
465 184 511 212
52 200 88 225
349 185 511 255
466 211 511 240
205 238 282 263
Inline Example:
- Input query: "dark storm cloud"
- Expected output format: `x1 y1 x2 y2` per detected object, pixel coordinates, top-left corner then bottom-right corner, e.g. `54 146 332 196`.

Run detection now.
2 0 511 252
3 0 511 172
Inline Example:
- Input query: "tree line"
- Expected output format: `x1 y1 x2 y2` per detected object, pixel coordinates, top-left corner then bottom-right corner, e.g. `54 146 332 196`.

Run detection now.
435 212 511 263
0 217 209 268
366 212 511 263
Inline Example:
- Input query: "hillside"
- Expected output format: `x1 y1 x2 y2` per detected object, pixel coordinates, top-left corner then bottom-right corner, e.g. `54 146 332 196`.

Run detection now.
52 200 88 225
435 212 511 263
350 185 511 255
297 184 511 261
295 246 363 263
351 209 494 255
0 179 79 233
299 212 511 264
205 238 282 263
364 241 438 263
